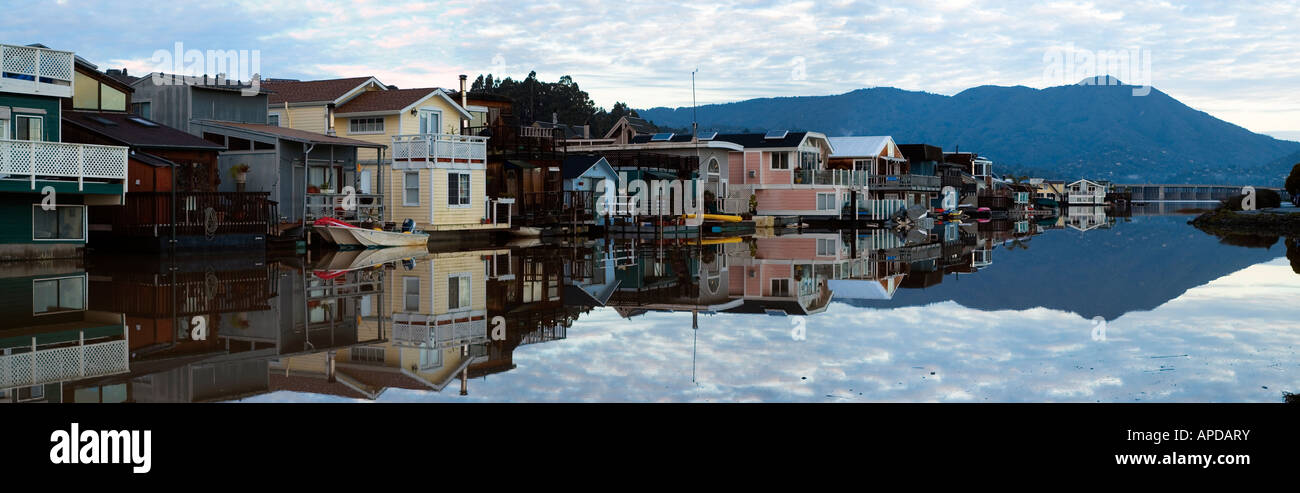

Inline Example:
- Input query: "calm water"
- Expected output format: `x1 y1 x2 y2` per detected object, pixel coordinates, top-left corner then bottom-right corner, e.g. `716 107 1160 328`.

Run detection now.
4 212 1298 403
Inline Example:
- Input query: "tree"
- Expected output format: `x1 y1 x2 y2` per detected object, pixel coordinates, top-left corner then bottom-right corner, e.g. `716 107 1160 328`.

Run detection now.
1285 162 1300 198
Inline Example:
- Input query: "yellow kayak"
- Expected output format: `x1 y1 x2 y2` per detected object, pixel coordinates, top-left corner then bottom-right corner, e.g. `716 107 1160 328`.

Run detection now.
682 213 743 223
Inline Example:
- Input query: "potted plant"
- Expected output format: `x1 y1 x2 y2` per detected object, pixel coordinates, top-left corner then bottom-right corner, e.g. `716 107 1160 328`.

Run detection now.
229 163 250 184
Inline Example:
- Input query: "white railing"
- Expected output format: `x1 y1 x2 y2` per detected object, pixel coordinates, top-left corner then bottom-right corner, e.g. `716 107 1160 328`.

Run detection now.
0 139 129 190
0 44 75 98
391 133 487 166
391 311 488 348
0 340 129 389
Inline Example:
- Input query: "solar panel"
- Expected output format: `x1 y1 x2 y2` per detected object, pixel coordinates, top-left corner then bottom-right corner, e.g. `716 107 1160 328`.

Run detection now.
650 132 675 142
127 117 159 127
88 116 117 126
697 131 717 141
764 130 788 140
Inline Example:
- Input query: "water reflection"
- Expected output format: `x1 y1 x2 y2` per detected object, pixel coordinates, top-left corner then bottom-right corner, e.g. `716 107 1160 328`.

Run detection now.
2 208 1297 402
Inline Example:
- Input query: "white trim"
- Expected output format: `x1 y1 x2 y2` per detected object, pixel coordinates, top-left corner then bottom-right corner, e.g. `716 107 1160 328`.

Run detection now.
447 171 471 208
402 276 421 312
417 108 443 135
347 116 385 135
332 77 388 106
31 204 87 242
32 274 88 316
402 171 421 206
447 271 473 312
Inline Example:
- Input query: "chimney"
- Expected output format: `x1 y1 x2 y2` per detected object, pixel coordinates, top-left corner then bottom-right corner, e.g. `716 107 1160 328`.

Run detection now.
459 74 468 133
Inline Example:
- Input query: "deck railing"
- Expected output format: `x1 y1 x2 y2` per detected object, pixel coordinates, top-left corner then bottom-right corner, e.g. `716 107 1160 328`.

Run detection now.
391 133 487 166
305 192 383 223
0 339 128 389
107 191 275 236
391 311 487 348
793 169 866 187
0 44 75 98
869 174 941 190
0 139 128 190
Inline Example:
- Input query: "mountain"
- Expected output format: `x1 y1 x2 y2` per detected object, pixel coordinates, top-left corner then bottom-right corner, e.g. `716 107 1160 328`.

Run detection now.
639 79 1300 185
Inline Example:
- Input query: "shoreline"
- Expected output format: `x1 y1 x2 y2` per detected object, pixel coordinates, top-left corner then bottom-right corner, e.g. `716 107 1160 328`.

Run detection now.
1189 208 1300 237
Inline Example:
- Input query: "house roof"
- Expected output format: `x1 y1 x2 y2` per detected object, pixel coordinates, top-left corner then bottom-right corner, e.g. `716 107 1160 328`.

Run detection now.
63 111 226 150
131 72 271 94
130 151 177 168
335 87 473 119
828 136 894 158
712 132 810 149
195 120 386 148
262 76 380 104
562 154 612 180
532 121 587 139
336 87 440 113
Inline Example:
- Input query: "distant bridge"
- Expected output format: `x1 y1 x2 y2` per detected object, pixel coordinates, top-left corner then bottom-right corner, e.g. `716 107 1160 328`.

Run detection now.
1115 184 1282 202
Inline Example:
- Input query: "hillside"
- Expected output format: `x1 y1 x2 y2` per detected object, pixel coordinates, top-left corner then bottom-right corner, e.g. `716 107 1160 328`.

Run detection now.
639 80 1300 185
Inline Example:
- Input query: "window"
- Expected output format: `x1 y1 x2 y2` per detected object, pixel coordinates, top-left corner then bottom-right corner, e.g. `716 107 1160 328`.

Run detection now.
770 152 790 170
817 238 837 256
350 346 385 363
349 117 384 134
800 150 820 169
131 102 152 119
816 193 836 211
33 276 86 315
771 278 791 297
403 172 420 206
15 115 42 141
418 110 441 135
402 277 420 311
448 172 471 207
33 205 85 241
100 84 126 111
448 274 472 310
73 71 99 109
266 113 280 126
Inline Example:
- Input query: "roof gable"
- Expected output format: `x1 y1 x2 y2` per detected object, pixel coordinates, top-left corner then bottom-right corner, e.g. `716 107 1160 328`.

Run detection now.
262 76 383 105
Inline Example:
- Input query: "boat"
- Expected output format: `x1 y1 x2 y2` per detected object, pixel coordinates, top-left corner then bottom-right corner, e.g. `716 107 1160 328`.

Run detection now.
312 245 428 278
312 217 429 249
681 213 744 223
511 226 543 237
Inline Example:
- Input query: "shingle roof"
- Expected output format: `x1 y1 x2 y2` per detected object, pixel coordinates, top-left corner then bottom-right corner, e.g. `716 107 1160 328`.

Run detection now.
262 76 377 104
711 132 809 148
336 87 440 114
63 111 226 150
196 120 386 148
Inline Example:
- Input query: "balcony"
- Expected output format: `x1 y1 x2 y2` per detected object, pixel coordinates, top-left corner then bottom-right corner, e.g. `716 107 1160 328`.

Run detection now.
391 311 487 349
468 125 565 161
0 139 128 190
0 44 75 99
0 339 129 389
792 169 867 187
868 174 942 191
391 133 487 168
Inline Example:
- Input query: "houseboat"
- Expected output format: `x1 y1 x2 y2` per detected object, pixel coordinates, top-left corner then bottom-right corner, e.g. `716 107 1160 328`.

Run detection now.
0 43 129 261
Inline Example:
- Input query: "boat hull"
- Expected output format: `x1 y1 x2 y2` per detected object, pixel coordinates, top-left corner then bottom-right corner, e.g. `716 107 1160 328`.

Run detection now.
350 228 430 248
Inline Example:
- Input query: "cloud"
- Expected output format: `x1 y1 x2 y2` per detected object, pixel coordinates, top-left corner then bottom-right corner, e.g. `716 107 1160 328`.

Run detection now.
19 0 1299 131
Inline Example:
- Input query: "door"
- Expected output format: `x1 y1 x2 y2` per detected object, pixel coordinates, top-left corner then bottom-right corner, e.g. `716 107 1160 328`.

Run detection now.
0 119 8 140
418 110 441 136
358 170 371 195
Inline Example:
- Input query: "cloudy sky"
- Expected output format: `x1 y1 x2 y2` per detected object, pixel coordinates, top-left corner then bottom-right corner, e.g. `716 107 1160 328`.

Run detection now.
14 0 1300 138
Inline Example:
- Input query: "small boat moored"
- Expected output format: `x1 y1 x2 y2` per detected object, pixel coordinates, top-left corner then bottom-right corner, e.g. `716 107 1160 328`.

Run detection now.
312 218 429 249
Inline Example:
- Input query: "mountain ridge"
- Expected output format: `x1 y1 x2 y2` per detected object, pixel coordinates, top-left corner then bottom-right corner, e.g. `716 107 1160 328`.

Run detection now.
638 80 1300 185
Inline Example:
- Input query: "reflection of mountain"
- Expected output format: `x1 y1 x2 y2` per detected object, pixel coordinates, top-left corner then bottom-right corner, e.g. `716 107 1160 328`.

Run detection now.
838 216 1284 320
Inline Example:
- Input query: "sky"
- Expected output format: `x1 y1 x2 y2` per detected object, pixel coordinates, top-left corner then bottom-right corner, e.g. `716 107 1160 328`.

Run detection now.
10 0 1300 139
